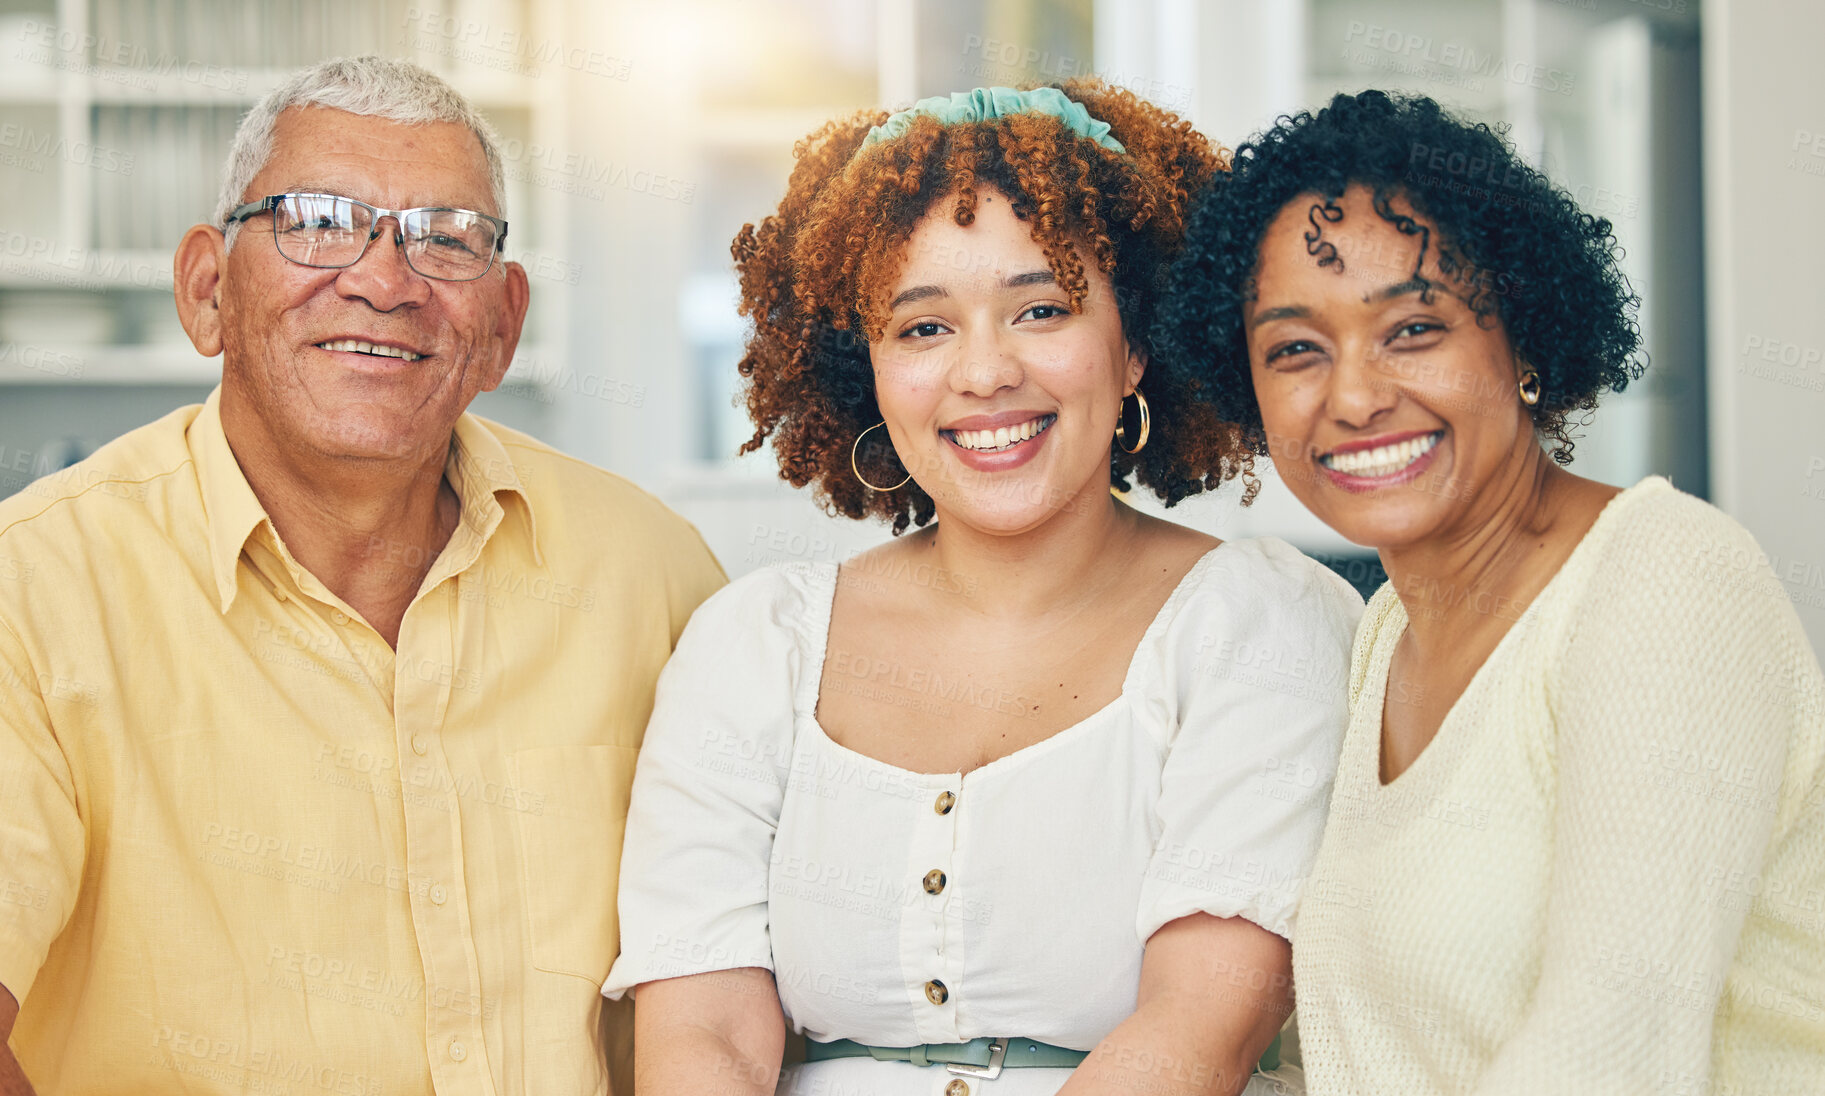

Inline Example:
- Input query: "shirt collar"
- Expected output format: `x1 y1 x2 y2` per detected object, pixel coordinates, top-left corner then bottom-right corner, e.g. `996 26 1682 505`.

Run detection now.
191 388 272 614
190 387 541 614
442 410 543 576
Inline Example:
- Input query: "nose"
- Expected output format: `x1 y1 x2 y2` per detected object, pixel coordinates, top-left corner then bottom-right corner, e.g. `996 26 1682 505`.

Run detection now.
1323 336 1400 429
333 214 432 311
949 328 1024 397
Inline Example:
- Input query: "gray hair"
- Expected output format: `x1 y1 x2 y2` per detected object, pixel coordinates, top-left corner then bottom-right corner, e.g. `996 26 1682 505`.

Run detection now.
216 56 508 249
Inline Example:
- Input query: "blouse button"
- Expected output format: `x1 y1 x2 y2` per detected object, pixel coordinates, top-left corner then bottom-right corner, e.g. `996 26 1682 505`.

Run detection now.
934 790 956 815
945 1081 971 1096
924 979 948 1005
923 869 946 895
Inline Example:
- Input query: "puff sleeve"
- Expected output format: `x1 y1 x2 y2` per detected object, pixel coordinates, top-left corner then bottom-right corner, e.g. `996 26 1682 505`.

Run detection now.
1137 539 1364 942
602 567 811 998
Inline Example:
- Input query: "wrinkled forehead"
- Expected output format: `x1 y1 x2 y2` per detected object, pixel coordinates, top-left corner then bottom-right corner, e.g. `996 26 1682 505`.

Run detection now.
257 106 496 213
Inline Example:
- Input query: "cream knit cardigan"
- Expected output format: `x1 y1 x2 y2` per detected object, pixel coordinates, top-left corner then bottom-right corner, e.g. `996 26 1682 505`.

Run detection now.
1293 476 1825 1095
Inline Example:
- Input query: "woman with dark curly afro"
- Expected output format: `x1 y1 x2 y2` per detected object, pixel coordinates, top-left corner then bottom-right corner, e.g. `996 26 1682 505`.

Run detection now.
601 81 1363 1095
1156 90 1825 1095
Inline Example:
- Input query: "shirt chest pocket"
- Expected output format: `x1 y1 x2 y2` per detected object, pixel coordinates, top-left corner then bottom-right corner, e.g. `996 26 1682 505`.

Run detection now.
511 744 639 982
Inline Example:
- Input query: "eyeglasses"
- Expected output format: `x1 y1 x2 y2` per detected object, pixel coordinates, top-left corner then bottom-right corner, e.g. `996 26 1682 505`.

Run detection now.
225 193 509 282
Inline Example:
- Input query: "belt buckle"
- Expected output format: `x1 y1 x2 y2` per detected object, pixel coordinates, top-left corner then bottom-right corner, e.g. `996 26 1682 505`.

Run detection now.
946 1039 1006 1080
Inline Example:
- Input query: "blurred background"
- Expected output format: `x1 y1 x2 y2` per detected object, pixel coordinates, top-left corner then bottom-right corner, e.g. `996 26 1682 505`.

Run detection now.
0 0 1818 646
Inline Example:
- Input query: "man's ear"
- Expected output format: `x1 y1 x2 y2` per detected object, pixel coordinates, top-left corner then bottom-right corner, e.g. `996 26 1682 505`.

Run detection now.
480 259 532 392
174 225 228 357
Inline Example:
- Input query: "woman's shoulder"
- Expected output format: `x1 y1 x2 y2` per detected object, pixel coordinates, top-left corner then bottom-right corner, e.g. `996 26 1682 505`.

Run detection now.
1572 475 1785 608
678 559 836 648
1146 537 1365 695
1553 478 1822 713
1178 536 1367 626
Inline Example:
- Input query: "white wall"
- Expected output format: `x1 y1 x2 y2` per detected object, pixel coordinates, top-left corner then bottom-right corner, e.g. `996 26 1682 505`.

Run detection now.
1703 0 1825 651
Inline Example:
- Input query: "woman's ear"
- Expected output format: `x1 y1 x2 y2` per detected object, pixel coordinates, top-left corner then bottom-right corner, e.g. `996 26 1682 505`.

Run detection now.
173 224 227 357
1125 344 1148 396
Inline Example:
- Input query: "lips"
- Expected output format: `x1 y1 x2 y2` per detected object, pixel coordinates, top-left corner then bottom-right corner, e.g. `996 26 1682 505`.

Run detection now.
1318 430 1442 478
943 414 1055 453
315 338 425 362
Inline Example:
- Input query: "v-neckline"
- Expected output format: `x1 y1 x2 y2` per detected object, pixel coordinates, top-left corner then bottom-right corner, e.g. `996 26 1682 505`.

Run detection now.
1370 477 1660 789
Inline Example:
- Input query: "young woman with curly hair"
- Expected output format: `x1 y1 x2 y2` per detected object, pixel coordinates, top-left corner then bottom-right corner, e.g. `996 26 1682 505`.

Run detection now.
603 81 1361 1095
1156 90 1825 1095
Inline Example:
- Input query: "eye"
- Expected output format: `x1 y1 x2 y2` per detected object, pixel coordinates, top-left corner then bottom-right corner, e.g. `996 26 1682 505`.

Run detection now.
897 320 948 340
1390 321 1443 341
423 234 479 255
1265 339 1321 364
1018 304 1069 322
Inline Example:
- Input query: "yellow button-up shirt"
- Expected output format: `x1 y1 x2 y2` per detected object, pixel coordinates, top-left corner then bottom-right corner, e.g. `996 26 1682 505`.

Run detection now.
0 389 725 1094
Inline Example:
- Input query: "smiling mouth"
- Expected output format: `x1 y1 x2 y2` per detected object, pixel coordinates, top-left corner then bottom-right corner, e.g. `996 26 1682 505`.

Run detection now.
316 339 423 362
943 415 1056 453
1319 431 1443 478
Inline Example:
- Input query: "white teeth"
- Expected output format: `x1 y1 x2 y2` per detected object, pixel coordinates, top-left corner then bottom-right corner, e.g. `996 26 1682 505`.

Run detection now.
1321 432 1441 478
949 416 1052 452
317 338 422 361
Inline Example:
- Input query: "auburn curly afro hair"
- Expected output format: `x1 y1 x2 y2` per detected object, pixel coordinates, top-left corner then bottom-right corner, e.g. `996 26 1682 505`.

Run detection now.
732 78 1240 533
1155 90 1645 465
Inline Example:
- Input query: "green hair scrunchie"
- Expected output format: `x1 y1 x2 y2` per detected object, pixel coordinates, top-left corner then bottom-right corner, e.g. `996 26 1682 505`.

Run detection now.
860 86 1126 154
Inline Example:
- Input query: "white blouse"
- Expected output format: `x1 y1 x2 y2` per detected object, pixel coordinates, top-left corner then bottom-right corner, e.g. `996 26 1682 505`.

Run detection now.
605 538 1363 1094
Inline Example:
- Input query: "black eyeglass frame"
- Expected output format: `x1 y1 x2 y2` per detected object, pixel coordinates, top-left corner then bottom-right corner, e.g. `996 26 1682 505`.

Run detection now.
224 192 510 282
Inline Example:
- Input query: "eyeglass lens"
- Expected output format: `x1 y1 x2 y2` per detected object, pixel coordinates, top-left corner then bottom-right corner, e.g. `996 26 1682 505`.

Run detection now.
272 195 499 280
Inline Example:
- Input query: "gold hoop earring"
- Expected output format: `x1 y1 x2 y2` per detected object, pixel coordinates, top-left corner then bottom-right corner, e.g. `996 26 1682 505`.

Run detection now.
1115 390 1150 455
851 421 912 492
1518 369 1542 407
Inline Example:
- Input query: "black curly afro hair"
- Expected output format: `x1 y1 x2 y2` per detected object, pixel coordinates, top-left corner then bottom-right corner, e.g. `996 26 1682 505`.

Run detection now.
1154 89 1645 465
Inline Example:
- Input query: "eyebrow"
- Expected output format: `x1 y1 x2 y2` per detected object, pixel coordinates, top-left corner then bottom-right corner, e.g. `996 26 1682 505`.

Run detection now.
1250 276 1439 330
1367 277 1431 303
888 269 1058 311
277 184 353 200
1248 304 1309 330
275 187 495 216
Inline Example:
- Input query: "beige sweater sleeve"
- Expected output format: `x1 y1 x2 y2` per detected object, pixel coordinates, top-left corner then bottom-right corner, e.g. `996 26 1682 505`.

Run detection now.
1471 495 1816 1092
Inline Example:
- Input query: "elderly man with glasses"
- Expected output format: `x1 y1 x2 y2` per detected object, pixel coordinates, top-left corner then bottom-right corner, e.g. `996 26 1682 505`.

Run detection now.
0 57 723 1095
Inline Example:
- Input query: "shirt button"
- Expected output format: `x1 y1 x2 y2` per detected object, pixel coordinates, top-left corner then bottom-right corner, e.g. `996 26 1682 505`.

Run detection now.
934 791 956 815
332 610 349 624
923 869 946 895
924 979 948 1005
945 1081 971 1096
412 737 428 755
430 884 448 905
448 1040 466 1062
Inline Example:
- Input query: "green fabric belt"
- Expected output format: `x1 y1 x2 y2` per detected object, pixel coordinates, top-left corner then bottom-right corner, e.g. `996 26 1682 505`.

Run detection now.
805 1032 1282 1075
805 1036 1085 1070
